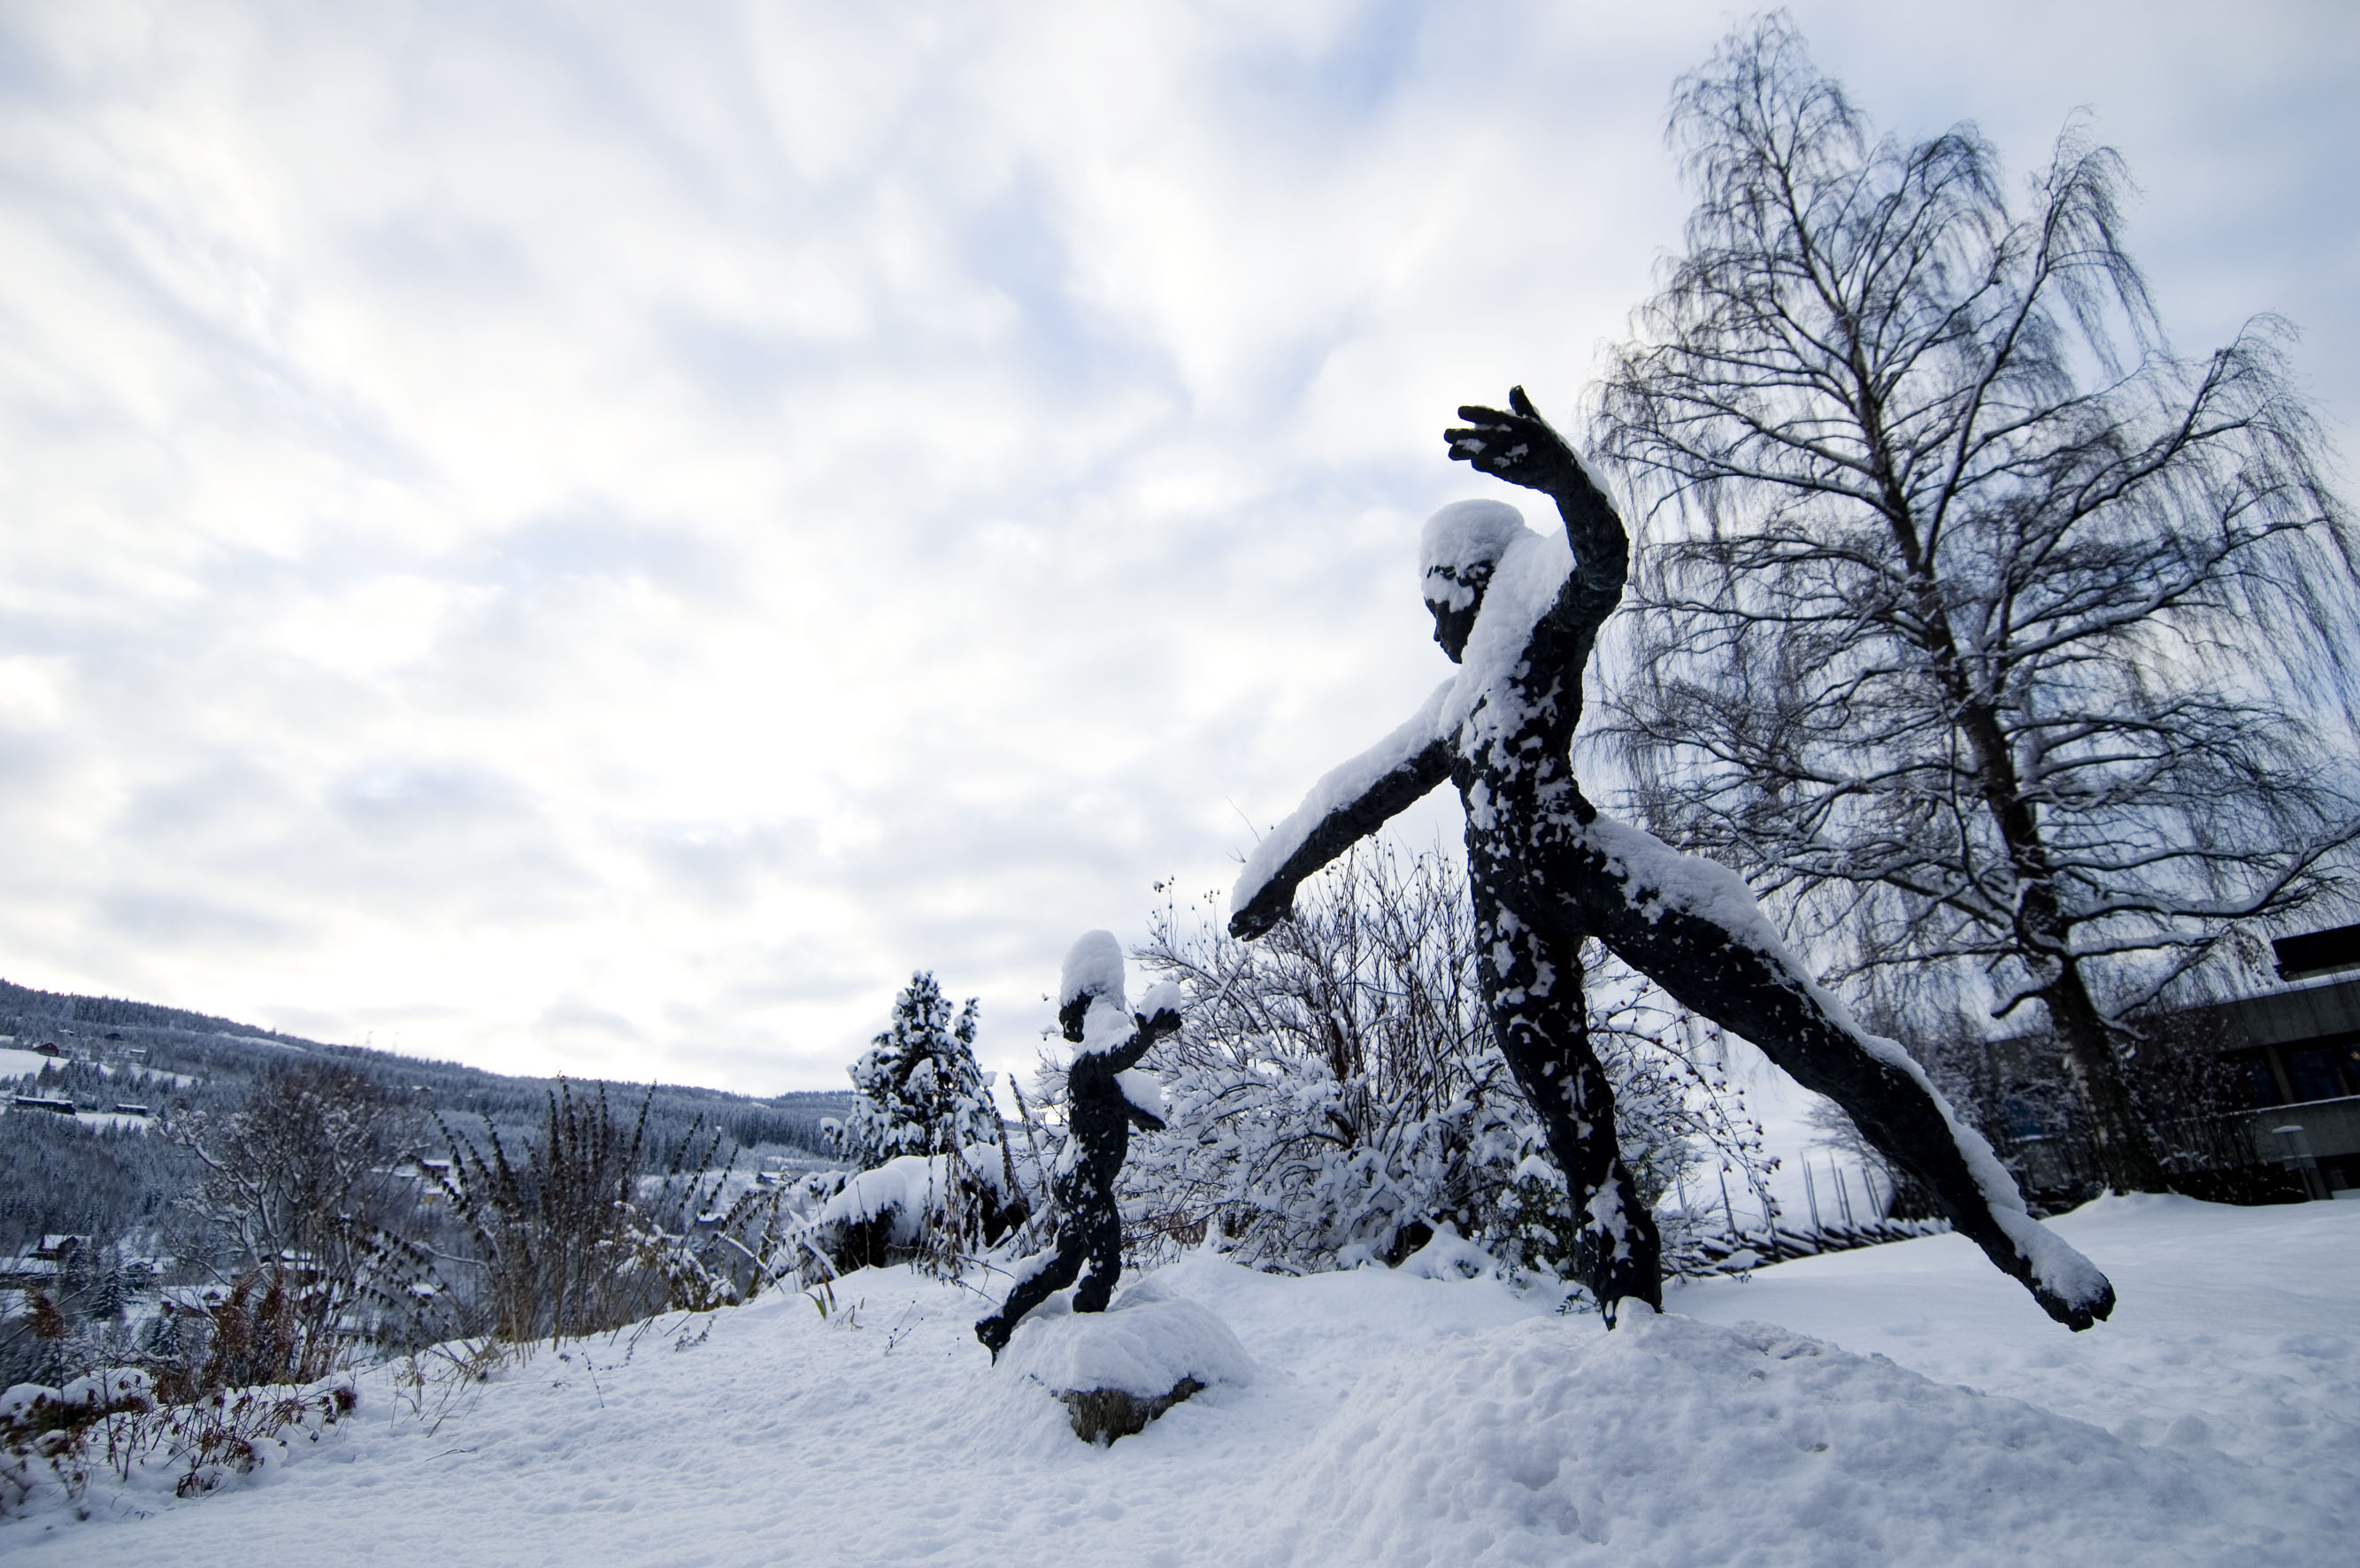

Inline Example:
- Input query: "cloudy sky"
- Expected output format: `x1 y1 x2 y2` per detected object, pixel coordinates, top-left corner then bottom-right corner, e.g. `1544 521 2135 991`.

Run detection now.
3 0 2354 1099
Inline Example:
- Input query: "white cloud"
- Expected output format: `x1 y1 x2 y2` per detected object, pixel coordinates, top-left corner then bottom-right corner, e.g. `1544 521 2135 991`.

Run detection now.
0 0 2351 1096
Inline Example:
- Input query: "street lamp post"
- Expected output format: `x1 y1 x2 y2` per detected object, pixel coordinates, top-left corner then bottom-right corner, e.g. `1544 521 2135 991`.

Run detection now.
2272 1125 2324 1201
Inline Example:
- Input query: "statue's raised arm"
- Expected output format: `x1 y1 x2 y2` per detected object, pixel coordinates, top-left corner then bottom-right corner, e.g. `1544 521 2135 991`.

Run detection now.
1445 386 1627 625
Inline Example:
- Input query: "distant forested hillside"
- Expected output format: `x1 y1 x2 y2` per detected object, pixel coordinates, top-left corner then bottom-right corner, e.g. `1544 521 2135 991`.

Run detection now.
0 977 851 1257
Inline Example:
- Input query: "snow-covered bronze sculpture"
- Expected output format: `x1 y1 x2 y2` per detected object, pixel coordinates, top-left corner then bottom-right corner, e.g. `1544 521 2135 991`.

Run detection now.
976 932 1185 1357
1230 388 2115 1330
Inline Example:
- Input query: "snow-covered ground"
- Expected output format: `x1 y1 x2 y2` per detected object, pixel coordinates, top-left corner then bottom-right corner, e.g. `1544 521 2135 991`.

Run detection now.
11 1195 2352 1564
0 1048 58 1080
61 1111 156 1133
1 1050 195 1091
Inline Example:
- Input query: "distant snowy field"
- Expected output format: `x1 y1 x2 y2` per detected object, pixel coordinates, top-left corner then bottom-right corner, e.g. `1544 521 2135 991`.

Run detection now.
0 1048 57 1080
12 1195 2352 1565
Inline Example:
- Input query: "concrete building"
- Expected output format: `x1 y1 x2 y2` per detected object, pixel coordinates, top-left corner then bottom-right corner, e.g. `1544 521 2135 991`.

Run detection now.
1967 923 2360 1207
2168 923 2360 1201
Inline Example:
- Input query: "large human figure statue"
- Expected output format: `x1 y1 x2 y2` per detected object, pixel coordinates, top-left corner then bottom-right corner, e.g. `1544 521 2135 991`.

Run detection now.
976 932 1185 1357
1230 388 2116 1331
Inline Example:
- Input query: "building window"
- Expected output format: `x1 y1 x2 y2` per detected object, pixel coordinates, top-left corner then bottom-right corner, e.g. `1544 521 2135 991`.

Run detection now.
2226 1049 2282 1107
2283 1044 2357 1103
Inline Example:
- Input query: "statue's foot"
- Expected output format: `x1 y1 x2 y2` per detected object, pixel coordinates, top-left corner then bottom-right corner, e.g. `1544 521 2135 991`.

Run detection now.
1959 1215 2117 1332
2026 1269 2116 1333
975 1317 1010 1360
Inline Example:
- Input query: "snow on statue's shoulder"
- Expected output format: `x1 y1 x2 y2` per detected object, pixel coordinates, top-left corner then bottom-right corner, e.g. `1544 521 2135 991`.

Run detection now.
1077 995 1134 1057
1441 527 1573 743
998 1274 1254 1400
1230 503 1577 923
1116 1067 1164 1124
1233 680 1454 915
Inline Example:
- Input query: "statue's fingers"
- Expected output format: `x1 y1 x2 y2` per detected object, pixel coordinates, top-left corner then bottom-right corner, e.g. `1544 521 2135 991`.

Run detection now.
1448 425 1527 458
1508 385 1540 419
1455 404 1514 425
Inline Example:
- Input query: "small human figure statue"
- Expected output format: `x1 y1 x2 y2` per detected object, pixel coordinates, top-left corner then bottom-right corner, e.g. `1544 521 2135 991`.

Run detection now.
1229 387 2116 1331
975 931 1186 1358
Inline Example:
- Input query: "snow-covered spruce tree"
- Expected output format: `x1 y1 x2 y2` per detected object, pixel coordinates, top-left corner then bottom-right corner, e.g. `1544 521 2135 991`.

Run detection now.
1594 18 2360 1195
1126 842 1768 1285
830 972 997 1170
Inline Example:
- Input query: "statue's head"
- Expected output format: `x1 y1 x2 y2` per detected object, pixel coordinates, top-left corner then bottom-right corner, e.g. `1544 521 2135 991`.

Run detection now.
1057 929 1126 1043
1419 500 1526 664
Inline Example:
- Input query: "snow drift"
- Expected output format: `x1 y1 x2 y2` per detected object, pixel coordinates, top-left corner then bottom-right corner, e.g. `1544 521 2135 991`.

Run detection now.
8 1196 2353 1565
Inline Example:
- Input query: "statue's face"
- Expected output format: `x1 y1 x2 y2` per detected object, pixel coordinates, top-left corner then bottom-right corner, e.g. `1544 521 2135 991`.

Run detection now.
1424 565 1490 663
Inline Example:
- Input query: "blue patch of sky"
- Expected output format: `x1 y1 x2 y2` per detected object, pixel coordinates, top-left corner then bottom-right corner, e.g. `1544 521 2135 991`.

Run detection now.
0 11 88 109
485 503 719 595
328 760 531 830
951 168 1196 416
1216 0 1433 134
1291 0 1431 119
660 311 805 404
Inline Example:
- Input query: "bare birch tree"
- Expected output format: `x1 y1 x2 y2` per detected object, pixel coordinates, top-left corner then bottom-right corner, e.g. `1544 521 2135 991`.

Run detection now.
1595 17 2360 1192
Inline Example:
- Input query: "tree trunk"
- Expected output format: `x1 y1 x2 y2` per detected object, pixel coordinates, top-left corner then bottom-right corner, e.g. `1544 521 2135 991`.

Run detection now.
2037 942 2169 1193
1870 427 2168 1195
1955 698 2168 1192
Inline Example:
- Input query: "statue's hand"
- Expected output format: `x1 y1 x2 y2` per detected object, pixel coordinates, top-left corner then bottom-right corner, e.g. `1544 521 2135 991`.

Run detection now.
1445 386 1584 494
1135 981 1185 1041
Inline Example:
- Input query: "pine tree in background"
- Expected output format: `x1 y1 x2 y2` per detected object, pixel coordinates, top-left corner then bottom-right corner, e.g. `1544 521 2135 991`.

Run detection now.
831 972 996 1169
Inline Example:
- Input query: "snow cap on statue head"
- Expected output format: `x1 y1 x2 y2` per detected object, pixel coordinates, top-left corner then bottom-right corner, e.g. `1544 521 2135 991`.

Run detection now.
1058 929 1126 1042
1420 499 1529 611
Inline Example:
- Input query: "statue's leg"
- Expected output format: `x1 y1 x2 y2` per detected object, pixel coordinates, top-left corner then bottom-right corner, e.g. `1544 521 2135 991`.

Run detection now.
975 1210 1091 1356
1470 857 1663 1321
1072 1195 1126 1313
1527 816 2114 1329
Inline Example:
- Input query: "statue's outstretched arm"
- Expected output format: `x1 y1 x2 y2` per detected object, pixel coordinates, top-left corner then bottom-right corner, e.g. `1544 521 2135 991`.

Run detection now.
1445 387 1628 635
1103 985 1185 1075
1230 684 1455 938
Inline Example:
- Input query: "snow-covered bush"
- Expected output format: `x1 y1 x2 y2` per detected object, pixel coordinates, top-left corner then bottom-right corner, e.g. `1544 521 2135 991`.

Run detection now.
165 1061 434 1380
1121 841 1769 1282
1 1364 356 1517
793 1148 1026 1280
827 972 999 1170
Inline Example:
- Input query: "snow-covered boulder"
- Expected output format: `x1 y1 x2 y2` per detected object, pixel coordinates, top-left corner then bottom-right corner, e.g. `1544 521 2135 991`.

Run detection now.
1394 1222 1504 1281
999 1275 1254 1444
